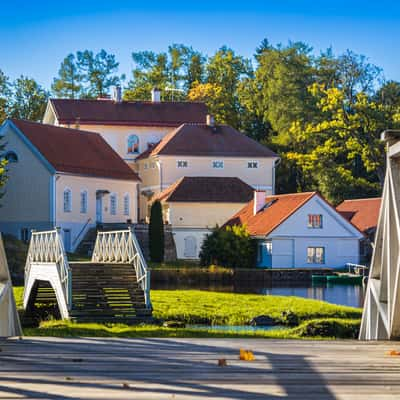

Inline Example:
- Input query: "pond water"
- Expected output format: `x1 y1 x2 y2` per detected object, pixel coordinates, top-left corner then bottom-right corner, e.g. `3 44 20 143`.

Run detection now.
153 282 366 308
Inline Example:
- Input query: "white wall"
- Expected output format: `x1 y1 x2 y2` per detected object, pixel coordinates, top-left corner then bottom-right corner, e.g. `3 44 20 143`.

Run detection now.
172 228 210 260
258 195 363 269
0 123 53 239
55 174 138 251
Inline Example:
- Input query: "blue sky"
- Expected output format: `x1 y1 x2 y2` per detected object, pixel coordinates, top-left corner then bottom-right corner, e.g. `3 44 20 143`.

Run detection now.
1 1 400 89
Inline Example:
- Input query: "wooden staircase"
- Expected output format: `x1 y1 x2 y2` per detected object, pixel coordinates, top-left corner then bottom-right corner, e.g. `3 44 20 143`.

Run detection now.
23 228 153 325
69 263 151 323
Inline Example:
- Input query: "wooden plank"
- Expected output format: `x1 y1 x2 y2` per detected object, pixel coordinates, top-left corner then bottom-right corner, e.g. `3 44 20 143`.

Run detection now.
1 338 400 399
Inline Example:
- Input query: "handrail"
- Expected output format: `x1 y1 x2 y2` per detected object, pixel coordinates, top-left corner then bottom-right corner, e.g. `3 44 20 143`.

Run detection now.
72 218 92 247
25 228 71 309
91 227 151 308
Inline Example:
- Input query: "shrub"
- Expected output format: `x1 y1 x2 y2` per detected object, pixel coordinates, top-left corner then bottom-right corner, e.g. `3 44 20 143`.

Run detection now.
292 318 361 339
199 225 256 268
149 200 164 262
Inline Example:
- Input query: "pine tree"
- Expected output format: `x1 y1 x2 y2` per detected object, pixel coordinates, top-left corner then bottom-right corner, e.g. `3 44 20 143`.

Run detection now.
51 54 82 99
149 200 164 262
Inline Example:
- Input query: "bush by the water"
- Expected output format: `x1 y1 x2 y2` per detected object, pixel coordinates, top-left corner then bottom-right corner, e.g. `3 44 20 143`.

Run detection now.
3 234 28 284
199 225 256 268
293 318 361 339
149 200 164 262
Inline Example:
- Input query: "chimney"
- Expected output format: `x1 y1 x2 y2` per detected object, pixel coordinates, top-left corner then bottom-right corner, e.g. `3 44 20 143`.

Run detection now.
151 87 161 102
253 190 266 215
112 85 122 103
206 114 215 127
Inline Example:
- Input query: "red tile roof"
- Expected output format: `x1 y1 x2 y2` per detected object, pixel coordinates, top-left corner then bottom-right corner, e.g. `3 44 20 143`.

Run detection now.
336 198 381 233
136 123 278 159
10 119 140 181
155 177 254 203
225 192 317 236
49 98 208 127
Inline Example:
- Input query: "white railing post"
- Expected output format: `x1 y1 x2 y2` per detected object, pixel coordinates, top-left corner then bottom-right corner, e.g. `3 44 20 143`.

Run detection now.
91 227 151 309
24 228 72 312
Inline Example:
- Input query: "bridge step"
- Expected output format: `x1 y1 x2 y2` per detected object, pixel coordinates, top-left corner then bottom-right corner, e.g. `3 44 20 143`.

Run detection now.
69 263 152 323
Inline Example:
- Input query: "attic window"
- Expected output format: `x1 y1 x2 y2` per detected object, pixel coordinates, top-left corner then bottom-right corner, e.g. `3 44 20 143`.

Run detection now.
177 160 188 168
212 160 224 169
5 151 18 163
248 161 258 169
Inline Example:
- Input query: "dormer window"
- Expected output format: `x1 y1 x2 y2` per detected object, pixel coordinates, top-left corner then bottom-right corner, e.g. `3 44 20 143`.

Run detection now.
127 135 139 154
308 214 322 228
212 160 224 169
177 160 188 168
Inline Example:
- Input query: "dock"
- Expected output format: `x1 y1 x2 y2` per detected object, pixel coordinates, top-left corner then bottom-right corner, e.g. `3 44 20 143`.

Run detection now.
1 337 400 399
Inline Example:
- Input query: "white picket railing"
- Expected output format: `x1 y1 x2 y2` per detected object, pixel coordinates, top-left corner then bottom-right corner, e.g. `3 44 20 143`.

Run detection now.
25 228 71 309
92 227 151 309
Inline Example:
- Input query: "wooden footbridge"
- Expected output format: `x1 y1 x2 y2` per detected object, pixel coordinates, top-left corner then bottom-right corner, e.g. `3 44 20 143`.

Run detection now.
23 227 152 323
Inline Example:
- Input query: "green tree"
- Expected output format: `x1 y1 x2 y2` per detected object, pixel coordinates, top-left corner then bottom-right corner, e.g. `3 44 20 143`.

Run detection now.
9 76 49 121
287 84 397 203
77 49 123 98
0 69 10 123
205 46 251 127
52 54 82 98
124 45 205 101
149 200 164 262
199 225 256 268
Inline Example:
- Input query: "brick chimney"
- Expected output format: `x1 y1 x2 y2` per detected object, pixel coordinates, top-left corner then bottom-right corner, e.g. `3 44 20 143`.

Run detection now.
151 87 161 102
253 190 266 215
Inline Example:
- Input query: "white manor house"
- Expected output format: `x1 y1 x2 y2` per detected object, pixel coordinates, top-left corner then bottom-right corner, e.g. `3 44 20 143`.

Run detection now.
0 88 364 266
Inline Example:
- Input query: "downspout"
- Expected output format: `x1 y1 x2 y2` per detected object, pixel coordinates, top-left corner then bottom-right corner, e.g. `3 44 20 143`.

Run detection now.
157 158 163 192
272 158 281 195
50 175 57 229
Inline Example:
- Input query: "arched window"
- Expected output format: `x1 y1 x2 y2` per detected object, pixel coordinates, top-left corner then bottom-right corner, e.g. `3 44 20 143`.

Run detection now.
123 194 130 216
63 188 72 213
80 190 88 214
5 151 18 163
110 193 117 215
127 135 139 154
184 236 197 258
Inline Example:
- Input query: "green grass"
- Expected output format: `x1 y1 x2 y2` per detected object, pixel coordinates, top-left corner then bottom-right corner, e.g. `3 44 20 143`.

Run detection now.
13 287 362 339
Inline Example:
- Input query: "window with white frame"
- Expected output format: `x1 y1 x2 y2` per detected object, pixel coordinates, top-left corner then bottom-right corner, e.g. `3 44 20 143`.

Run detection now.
63 188 72 213
308 214 323 228
110 193 117 215
144 163 148 170
123 194 130 216
212 160 224 169
307 247 325 264
247 161 258 169
80 190 88 214
177 160 188 168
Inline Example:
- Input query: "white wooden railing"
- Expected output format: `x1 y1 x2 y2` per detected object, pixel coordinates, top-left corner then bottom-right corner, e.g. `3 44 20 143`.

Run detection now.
25 228 71 309
91 227 151 309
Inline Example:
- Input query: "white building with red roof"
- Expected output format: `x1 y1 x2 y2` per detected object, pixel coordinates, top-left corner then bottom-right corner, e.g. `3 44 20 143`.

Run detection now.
225 192 364 268
0 119 140 251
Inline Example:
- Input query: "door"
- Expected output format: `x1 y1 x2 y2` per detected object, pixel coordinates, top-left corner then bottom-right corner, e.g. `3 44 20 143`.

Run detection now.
96 195 102 223
63 229 71 253
184 236 197 258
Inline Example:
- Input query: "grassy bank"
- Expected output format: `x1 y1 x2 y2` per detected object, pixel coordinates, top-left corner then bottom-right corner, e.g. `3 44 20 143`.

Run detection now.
13 287 362 339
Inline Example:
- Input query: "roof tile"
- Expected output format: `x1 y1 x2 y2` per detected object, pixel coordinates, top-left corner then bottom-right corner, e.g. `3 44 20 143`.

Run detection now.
10 119 140 181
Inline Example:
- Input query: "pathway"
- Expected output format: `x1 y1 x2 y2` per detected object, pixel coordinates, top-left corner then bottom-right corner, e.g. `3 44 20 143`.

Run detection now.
1 337 400 399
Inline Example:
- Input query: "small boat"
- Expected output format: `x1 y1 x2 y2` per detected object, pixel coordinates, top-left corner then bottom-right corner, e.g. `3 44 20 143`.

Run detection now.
326 274 363 285
311 274 327 283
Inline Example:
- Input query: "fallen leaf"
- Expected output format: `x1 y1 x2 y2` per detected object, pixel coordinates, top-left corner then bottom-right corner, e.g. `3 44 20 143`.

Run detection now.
387 350 400 356
218 358 227 367
122 383 130 389
239 349 255 361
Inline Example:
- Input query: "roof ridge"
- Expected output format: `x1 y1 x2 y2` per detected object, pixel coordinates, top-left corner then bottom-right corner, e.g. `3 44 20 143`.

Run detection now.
50 98 206 105
340 197 381 203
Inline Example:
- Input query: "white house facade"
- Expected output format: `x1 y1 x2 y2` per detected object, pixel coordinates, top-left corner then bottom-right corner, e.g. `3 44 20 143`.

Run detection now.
225 192 364 269
0 119 140 252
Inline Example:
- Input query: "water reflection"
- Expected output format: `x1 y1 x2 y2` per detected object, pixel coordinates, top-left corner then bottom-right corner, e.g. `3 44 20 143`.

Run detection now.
153 282 365 308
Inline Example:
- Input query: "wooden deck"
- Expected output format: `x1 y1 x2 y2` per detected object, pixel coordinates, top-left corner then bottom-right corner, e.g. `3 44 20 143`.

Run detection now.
1 338 400 399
